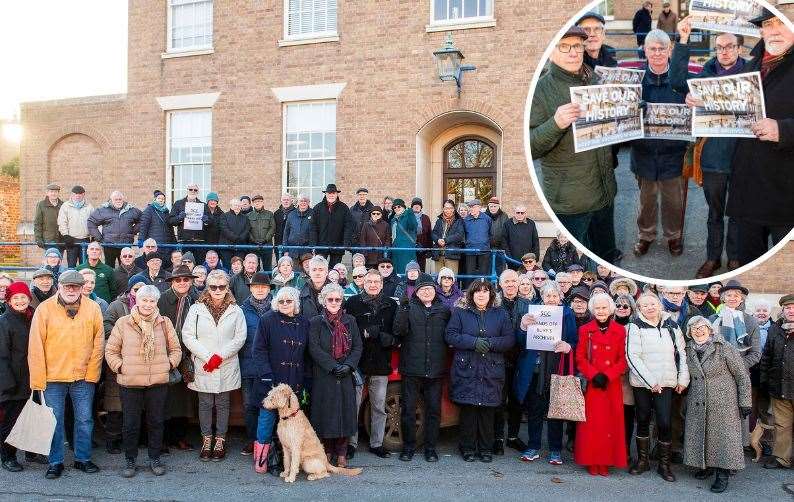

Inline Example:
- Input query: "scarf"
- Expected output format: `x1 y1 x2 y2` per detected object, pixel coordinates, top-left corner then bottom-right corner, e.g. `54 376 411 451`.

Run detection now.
174 292 188 332
57 294 81 319
152 200 168 212
661 297 688 326
413 211 422 227
33 287 53 304
69 198 86 209
692 335 714 359
715 306 747 349
10 305 34 322
596 318 610 332
758 319 771 350
131 305 158 363
127 290 138 310
199 290 236 323
781 322 794 334
361 290 383 307
760 49 788 80
325 308 350 360
272 271 295 286
615 314 631 326
248 295 271 317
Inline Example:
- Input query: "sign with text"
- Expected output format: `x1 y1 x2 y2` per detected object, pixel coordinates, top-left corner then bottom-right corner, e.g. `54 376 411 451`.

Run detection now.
688 72 766 138
184 201 205 231
570 84 644 153
525 305 564 351
644 103 695 141
594 66 645 85
688 0 764 37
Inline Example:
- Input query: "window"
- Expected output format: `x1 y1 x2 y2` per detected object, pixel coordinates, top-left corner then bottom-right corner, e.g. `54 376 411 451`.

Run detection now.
285 0 338 40
595 0 614 19
284 102 336 204
168 0 213 52
443 137 496 205
168 110 212 202
432 0 493 25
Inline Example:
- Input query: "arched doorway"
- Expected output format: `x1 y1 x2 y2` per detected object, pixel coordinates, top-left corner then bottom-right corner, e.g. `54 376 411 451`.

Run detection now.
443 136 496 205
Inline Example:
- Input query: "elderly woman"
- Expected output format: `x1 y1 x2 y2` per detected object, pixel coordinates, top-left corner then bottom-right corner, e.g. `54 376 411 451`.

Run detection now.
192 265 207 292
270 256 301 292
105 285 182 478
395 261 426 300
446 279 515 463
626 292 689 481
541 232 580 277
517 274 536 304
530 269 549 300
435 267 462 309
609 277 638 299
515 282 577 465
251 286 310 472
682 316 751 493
219 198 251 267
308 283 362 467
574 293 628 476
391 199 418 274
358 206 391 269
431 199 465 275
182 270 247 462
327 269 341 286
709 281 761 369
351 253 366 271
344 266 367 299
614 293 638 460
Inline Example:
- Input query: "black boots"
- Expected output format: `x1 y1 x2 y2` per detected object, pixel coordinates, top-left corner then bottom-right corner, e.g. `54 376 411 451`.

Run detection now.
710 468 729 493
656 442 676 482
629 436 650 475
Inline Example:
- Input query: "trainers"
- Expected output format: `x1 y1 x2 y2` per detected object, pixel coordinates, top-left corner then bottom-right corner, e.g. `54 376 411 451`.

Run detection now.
150 458 166 476
121 458 136 478
520 449 540 462
241 442 254 456
548 452 563 465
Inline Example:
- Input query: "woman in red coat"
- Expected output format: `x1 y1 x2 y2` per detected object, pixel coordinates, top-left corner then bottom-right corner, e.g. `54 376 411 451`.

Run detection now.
574 292 628 476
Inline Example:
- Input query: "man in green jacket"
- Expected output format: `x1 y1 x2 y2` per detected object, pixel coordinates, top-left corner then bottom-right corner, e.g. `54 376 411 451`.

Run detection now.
34 183 63 249
76 241 116 303
248 194 275 272
529 26 620 264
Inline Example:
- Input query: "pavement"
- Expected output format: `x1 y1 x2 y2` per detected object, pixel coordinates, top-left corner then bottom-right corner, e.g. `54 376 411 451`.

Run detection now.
0 427 791 502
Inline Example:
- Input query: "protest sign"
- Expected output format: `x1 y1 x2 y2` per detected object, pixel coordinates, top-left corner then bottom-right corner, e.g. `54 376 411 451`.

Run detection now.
525 305 564 351
184 201 205 231
688 72 765 138
570 84 644 153
688 0 764 37
595 66 645 85
644 103 695 141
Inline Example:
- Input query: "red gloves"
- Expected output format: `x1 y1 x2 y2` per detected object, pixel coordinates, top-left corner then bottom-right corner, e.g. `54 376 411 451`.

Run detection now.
203 354 223 372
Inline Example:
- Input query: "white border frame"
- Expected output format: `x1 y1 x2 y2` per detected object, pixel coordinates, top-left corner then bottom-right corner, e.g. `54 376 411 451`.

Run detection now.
522 0 794 287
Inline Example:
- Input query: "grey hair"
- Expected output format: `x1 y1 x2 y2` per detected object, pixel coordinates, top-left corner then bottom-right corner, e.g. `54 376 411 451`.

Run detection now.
555 272 571 282
752 299 772 311
229 198 241 207
78 268 96 278
499 269 519 286
110 190 124 199
318 283 345 306
0 272 13 285
309 255 329 271
297 193 310 202
352 266 367 277
143 238 157 247
136 284 161 302
121 246 134 255
637 292 663 309
271 286 300 313
205 249 218 258
540 281 562 300
275 255 294 269
206 269 230 285
244 253 259 262
87 241 102 250
615 293 637 313
645 29 671 48
588 292 616 315
192 265 207 275
281 192 293 200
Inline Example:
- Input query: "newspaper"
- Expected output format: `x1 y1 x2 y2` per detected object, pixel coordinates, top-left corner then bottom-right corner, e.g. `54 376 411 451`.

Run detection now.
644 103 695 141
688 71 766 138
688 0 765 37
594 66 645 85
570 84 644 153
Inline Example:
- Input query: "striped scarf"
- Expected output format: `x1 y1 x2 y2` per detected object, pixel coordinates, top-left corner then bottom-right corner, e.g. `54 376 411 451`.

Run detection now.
714 306 747 350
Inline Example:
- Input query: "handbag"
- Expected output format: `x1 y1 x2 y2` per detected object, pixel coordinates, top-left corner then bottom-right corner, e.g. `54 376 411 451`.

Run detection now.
177 316 198 384
547 351 586 422
5 391 57 456
168 367 182 385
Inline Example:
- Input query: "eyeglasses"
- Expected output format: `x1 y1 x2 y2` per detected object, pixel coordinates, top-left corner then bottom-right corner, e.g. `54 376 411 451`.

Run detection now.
121 254 134 258
715 44 738 53
208 284 227 291
187 188 199 192
515 211 526 214
353 274 365 279
532 277 546 282
558 43 585 54
277 299 294 305
616 304 631 309
172 277 192 284
379 264 393 269
441 276 453 280
371 212 381 216
581 26 604 35
62 284 82 291
522 259 534 263
666 292 686 296
646 46 669 54
326 297 343 304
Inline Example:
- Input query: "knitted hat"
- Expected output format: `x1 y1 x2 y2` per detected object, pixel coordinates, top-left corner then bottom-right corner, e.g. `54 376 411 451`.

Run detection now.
410 197 423 208
181 251 196 263
44 247 62 259
71 185 85 194
351 253 366 264
590 280 609 294
436 267 456 284
144 251 162 264
405 261 421 274
250 272 271 286
416 277 437 291
206 192 219 202
153 190 165 199
127 275 146 292
5 281 32 302
393 198 406 208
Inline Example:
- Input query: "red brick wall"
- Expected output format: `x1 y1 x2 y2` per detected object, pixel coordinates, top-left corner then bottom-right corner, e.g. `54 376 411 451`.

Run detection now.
0 175 20 263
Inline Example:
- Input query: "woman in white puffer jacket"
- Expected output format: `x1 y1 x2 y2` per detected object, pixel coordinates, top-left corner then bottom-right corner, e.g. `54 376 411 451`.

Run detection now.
625 292 689 482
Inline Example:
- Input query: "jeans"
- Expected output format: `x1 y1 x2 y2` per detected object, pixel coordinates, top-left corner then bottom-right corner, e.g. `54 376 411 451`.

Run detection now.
701 172 739 261
241 377 260 442
633 387 672 442
735 219 792 266
197 391 231 437
458 404 496 454
0 399 26 461
557 203 618 262
400 376 442 451
256 408 278 443
119 384 168 460
44 380 95 465
524 388 563 452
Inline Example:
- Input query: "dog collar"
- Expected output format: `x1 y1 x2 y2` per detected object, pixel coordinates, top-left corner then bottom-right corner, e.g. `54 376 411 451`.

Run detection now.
280 409 300 420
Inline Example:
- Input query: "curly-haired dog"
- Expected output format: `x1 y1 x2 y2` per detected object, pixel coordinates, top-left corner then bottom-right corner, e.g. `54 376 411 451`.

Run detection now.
263 383 363 482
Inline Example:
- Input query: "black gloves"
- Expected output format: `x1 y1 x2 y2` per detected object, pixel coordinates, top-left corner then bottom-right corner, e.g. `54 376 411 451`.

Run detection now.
36 240 45 249
400 296 410 307
474 338 490 354
740 407 752 419
592 373 609 389
332 364 353 378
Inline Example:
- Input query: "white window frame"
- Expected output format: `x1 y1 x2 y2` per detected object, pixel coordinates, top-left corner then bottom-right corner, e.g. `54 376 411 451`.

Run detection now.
428 0 495 30
282 100 337 205
165 108 213 205
166 0 214 55
282 0 339 43
595 0 615 21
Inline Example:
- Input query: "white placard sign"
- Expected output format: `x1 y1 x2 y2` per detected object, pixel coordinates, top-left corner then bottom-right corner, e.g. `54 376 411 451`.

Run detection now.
525 305 564 351
184 201 205 231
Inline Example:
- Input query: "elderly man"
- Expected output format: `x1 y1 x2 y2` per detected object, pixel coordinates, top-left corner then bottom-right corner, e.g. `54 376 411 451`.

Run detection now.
29 268 57 309
377 257 399 298
726 11 794 265
230 253 260 302
657 2 677 34
751 298 774 457
672 19 749 277
530 27 619 264
34 183 63 250
113 247 141 294
134 238 159 270
462 199 492 282
502 205 539 271
167 249 183 273
283 193 313 258
708 280 761 368
219 197 250 267
485 197 509 273
169 183 210 264
350 187 375 240
77 242 116 303
633 1 653 48
555 272 573 304
129 252 170 293
87 191 142 267
272 193 295 252
28 270 104 479
760 294 794 470
299 255 330 319
577 11 616 68
631 29 688 258
310 184 354 268
58 185 94 268
248 194 275 272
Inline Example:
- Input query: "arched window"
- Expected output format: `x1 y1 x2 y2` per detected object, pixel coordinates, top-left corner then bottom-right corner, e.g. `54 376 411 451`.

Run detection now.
443 136 496 205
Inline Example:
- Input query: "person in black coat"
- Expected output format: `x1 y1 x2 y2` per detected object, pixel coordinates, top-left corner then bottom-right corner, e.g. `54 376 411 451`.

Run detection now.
430 200 465 276
219 198 251 267
0 282 36 471
502 206 540 269
169 184 210 264
139 191 176 259
541 233 581 277
310 185 354 268
307 283 362 467
272 194 295 252
632 1 653 47
392 277 451 462
349 188 375 241
377 258 399 298
578 11 617 69
203 194 224 255
344 270 397 458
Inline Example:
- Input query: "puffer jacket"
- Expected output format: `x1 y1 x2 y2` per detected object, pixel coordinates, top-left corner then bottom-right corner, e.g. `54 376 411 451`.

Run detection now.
104 314 181 388
626 312 690 389
87 202 143 244
139 203 176 245
759 320 794 400
58 200 94 239
182 298 247 393
283 208 313 248
393 294 451 378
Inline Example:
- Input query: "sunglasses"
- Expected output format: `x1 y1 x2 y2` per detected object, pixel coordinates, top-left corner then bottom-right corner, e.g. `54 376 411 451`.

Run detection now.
172 277 192 283
533 277 546 281
522 259 534 263
121 254 134 258
187 188 199 192
353 274 365 279
326 297 343 303
379 264 393 268
277 299 294 305
515 211 526 214
616 304 631 309
208 284 227 291
371 212 382 216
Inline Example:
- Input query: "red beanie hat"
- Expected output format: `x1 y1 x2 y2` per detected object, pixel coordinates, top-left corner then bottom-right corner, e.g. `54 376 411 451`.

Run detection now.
5 281 32 303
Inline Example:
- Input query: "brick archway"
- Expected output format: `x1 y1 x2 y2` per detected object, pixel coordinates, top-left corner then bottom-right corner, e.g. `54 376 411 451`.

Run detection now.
45 131 109 201
410 97 509 136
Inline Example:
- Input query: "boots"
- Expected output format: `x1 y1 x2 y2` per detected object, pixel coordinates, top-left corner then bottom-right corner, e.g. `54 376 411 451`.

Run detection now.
211 436 226 461
710 468 729 493
253 441 270 474
629 437 650 475
199 435 213 461
656 441 676 482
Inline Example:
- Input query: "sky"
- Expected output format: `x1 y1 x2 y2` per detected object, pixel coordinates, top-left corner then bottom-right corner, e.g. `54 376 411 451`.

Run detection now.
0 0 128 121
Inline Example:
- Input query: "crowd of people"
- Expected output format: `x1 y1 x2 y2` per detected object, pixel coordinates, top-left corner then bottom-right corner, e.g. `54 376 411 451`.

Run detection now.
530 5 794 277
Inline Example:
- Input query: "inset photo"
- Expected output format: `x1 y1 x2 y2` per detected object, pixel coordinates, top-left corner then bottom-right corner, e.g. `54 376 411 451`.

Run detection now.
526 0 794 283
